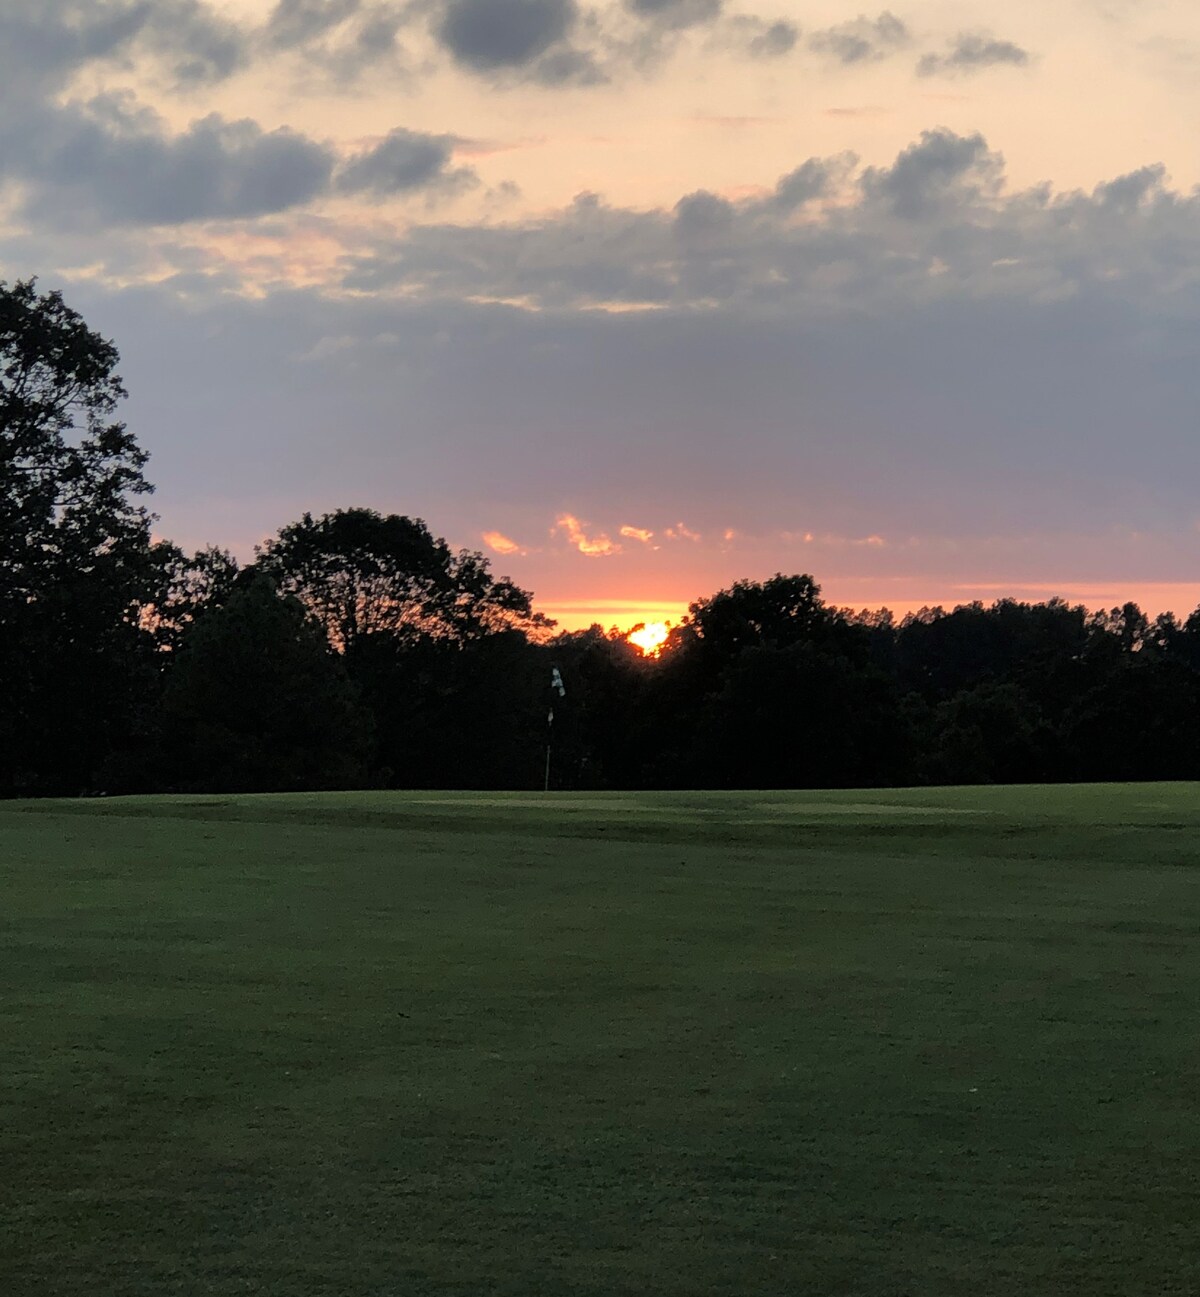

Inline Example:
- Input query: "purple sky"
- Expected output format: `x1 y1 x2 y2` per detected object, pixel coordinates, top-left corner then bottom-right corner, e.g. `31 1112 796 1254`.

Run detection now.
6 1 1200 629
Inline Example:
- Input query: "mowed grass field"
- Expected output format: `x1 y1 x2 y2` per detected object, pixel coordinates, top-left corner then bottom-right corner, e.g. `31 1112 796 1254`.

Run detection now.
3 786 1200 1296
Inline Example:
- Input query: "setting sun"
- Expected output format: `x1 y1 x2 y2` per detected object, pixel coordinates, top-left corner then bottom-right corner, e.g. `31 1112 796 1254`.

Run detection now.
628 621 671 656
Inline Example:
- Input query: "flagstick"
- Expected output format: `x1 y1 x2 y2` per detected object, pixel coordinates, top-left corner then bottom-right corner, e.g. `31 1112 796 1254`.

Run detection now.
544 707 553 793
545 668 565 793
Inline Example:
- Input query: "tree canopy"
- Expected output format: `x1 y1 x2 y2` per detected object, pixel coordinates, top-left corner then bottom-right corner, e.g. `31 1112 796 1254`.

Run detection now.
0 279 152 606
159 573 369 792
0 279 157 793
256 507 548 651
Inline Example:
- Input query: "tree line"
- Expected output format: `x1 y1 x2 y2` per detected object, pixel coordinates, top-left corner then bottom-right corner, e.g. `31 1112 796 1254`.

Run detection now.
5 277 1200 796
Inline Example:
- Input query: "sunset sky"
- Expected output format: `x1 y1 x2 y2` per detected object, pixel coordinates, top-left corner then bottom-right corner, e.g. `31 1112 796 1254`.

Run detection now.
6 0 1200 628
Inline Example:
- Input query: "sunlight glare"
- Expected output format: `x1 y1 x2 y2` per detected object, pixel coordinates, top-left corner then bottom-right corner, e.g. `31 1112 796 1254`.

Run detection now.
628 621 671 656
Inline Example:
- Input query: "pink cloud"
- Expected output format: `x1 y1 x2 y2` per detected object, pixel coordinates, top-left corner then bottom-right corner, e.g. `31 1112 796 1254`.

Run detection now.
620 525 656 544
555 514 621 557
482 530 526 556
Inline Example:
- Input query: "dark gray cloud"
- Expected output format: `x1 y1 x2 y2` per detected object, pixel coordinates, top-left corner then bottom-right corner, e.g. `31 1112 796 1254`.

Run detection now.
0 0 251 95
1093 164 1165 213
627 0 723 30
435 0 578 71
351 9 405 59
0 0 832 100
917 33 1031 78
144 1 251 85
0 1 149 99
3 0 392 96
0 3 474 228
746 20 799 58
6 97 335 226
326 130 1197 323
763 158 836 213
0 0 475 228
336 128 475 197
673 190 735 241
2 97 476 226
809 11 908 64
862 129 997 219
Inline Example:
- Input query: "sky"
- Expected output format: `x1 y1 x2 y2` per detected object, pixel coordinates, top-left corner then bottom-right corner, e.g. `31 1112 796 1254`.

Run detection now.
5 0 1200 630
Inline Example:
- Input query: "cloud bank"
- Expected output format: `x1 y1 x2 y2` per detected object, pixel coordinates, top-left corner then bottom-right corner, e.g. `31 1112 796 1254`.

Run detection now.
326 130 1196 322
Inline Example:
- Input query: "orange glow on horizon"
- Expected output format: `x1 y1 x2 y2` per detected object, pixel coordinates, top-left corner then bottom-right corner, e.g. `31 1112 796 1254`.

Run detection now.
536 600 689 634
532 580 1200 641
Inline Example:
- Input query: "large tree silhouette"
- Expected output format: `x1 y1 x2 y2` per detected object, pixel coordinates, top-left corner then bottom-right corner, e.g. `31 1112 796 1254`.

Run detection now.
159 574 369 792
257 508 547 650
0 279 157 793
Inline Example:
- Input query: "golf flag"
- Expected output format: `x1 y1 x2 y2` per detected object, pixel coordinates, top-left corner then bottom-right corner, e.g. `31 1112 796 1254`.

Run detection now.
548 668 565 727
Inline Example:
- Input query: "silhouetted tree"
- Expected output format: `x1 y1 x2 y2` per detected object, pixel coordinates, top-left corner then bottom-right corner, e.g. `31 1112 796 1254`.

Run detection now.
1088 601 1152 658
924 682 1057 785
544 627 649 788
636 574 878 786
681 642 910 789
1067 660 1200 782
350 627 546 788
0 279 157 793
687 574 840 662
140 542 241 654
159 574 369 792
257 508 547 650
1158 605 1200 671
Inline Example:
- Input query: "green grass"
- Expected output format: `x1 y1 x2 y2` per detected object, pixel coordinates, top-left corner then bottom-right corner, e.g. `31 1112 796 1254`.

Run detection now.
3 784 1200 1296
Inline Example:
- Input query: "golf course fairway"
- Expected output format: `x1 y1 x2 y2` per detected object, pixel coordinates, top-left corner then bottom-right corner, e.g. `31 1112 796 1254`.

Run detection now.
3 784 1198 1295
